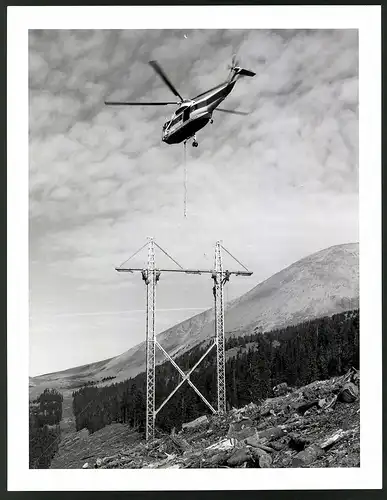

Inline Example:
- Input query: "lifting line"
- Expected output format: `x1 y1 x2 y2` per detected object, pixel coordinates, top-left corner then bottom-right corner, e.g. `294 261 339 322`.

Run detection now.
183 140 187 218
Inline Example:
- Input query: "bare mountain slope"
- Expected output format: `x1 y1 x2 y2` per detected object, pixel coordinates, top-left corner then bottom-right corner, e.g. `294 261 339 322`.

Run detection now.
29 358 115 400
216 242 359 336
30 242 359 392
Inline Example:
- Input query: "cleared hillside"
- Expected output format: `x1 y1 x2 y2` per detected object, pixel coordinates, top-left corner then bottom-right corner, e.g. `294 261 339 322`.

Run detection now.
51 369 360 469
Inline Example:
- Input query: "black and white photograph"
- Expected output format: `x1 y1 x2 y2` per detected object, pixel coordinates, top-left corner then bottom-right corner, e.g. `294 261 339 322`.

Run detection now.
7 5 382 492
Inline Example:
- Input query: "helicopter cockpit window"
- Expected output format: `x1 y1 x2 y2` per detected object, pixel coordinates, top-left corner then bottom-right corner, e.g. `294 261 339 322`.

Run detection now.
162 114 182 135
169 115 183 128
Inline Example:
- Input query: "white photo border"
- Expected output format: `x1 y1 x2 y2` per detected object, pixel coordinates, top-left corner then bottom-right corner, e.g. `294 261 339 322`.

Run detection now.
7 5 382 491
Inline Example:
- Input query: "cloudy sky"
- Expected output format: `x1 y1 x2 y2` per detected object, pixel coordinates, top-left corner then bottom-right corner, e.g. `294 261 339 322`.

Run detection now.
29 29 359 376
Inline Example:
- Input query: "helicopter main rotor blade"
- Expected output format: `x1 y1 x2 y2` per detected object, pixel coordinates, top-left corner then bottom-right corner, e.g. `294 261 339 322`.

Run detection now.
104 101 178 106
215 108 250 116
149 60 184 102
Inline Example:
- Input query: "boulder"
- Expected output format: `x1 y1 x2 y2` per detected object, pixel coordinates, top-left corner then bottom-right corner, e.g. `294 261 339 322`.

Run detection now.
248 447 273 468
273 382 291 396
207 449 233 466
244 402 259 413
227 419 256 440
257 426 285 442
295 400 319 415
169 430 190 452
101 455 117 465
206 438 236 451
249 447 268 459
255 443 274 453
82 462 89 469
181 450 203 468
231 403 259 420
352 369 360 386
319 394 337 409
339 383 359 403
288 434 310 452
319 429 352 450
291 444 324 467
227 447 252 467
182 415 209 431
270 440 286 451
258 454 273 468
245 435 274 452
245 434 263 448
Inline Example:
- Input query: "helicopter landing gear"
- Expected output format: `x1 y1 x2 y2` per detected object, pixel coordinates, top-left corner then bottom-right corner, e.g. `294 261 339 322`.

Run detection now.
192 135 198 148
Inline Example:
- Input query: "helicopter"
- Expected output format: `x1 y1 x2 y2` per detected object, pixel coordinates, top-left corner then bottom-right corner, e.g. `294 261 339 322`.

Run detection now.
104 56 256 148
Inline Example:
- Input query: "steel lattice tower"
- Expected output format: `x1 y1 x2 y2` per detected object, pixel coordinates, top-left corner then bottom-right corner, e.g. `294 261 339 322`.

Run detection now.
144 238 157 440
116 238 252 441
213 241 226 414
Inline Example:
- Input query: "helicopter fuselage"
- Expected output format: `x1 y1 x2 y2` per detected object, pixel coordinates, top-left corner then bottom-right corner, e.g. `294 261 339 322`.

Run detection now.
162 80 236 144
105 58 255 147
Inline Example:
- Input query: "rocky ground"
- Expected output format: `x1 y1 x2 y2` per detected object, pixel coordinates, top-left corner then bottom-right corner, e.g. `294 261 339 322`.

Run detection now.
51 368 360 469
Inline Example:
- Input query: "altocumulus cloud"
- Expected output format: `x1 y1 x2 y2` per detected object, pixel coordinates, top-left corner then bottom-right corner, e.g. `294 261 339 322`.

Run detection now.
29 29 358 375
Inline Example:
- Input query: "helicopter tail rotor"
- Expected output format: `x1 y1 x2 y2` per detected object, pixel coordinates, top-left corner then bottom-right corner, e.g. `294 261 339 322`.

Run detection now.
228 53 240 69
227 53 239 79
227 53 256 81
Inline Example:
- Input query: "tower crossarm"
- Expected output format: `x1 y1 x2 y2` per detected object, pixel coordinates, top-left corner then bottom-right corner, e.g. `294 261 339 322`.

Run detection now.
115 267 252 276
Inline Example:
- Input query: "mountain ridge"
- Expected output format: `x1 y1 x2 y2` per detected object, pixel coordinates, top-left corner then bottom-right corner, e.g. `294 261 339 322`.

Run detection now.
30 242 359 395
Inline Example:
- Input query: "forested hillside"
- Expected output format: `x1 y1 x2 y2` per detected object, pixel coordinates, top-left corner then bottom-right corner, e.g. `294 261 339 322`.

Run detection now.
29 389 63 468
72 309 359 436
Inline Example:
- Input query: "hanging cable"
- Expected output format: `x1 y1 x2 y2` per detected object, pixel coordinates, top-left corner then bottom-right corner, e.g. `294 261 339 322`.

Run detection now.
183 140 187 218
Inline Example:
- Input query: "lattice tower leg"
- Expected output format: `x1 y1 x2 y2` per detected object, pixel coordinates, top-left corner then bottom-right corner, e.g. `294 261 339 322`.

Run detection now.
145 239 156 441
214 241 226 414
